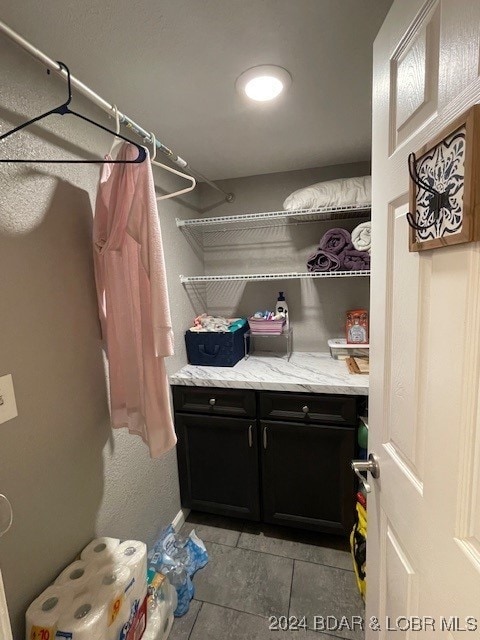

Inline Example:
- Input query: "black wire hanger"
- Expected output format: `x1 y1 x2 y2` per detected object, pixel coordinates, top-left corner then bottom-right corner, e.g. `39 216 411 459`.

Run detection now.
406 151 452 231
0 61 146 164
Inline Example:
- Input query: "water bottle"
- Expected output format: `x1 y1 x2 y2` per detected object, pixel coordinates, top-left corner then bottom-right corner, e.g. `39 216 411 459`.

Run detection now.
162 564 194 617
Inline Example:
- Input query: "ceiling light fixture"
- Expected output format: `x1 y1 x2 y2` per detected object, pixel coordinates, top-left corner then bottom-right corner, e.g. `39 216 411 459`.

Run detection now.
236 65 292 102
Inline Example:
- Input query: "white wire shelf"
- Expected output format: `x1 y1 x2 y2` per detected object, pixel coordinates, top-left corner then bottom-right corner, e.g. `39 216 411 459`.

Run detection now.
180 270 370 284
176 204 371 232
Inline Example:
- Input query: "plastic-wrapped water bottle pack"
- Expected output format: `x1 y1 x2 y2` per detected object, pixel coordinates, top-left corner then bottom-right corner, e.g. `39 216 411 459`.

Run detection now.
148 525 209 617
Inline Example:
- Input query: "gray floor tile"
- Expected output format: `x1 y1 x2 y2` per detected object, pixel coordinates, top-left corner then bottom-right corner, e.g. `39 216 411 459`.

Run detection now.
290 561 365 639
239 523 353 571
190 602 337 640
169 599 202 640
193 541 293 617
180 512 242 547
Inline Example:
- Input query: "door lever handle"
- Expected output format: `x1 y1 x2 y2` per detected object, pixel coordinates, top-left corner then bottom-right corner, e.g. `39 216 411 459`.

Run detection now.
351 453 380 494
248 424 253 448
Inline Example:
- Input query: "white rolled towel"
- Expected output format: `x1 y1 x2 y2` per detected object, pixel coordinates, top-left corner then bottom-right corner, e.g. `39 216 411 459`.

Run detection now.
351 221 371 254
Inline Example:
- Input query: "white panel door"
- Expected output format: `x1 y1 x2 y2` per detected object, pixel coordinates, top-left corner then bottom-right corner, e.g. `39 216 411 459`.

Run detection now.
368 1 480 637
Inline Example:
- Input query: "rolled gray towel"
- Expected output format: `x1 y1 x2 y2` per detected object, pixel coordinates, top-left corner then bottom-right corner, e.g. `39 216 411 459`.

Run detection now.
336 243 354 269
343 249 371 271
318 228 352 255
307 249 341 272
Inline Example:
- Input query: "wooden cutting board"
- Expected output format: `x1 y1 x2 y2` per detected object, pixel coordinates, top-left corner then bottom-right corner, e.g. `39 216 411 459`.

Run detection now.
346 356 369 374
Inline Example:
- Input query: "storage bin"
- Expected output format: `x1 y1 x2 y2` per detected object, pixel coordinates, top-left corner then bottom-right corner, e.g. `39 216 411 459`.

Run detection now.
185 324 249 367
248 317 286 335
328 338 369 360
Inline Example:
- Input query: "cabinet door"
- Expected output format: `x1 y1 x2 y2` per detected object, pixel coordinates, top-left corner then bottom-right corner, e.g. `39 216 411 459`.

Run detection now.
176 413 260 520
261 420 355 535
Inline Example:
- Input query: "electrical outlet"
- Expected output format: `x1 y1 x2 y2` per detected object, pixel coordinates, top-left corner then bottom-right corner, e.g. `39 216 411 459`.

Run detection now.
0 375 18 425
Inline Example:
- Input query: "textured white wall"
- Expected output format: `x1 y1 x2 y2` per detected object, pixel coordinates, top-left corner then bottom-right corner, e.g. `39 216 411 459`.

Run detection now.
199 164 371 351
0 41 201 637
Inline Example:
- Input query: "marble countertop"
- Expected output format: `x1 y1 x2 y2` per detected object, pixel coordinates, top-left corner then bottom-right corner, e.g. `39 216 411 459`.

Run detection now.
170 352 369 395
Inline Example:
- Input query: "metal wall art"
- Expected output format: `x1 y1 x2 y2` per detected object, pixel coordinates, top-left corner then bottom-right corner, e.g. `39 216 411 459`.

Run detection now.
407 104 480 251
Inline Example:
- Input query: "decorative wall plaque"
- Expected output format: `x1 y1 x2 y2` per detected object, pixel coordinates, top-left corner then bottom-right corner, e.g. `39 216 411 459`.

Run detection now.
407 105 480 251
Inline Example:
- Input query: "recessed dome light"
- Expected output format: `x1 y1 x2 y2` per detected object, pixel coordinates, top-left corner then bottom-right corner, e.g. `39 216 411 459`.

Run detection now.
236 65 292 102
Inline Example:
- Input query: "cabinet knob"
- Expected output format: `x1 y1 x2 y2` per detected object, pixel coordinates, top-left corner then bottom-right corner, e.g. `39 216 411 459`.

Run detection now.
209 398 216 406
302 405 309 414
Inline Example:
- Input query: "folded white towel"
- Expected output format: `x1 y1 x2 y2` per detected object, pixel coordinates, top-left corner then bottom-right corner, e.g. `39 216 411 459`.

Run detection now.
351 221 371 254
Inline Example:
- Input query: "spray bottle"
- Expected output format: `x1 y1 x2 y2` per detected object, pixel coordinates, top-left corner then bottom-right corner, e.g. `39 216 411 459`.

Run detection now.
275 292 289 329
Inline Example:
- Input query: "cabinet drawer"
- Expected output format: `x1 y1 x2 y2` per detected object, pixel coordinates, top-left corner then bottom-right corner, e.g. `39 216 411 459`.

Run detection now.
259 391 357 426
172 386 256 418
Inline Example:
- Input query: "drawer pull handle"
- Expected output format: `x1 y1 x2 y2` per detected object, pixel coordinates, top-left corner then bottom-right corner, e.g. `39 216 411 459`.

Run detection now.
209 398 216 406
263 426 268 449
302 405 309 414
248 425 253 448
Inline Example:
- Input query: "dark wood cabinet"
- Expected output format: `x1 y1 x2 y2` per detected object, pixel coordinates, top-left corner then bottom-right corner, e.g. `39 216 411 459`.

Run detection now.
173 385 362 535
175 412 260 520
260 420 355 534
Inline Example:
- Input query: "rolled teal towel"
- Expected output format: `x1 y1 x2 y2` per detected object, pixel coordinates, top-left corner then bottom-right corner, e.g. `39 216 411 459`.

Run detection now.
229 318 247 332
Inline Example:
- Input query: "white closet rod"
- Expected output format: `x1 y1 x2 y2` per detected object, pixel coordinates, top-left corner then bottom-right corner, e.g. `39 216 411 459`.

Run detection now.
0 20 234 203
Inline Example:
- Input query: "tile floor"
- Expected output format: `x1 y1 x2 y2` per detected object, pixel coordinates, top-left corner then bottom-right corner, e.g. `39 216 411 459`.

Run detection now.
169 512 365 640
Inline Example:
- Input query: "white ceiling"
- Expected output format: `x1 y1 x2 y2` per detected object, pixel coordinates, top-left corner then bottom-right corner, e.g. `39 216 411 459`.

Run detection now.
1 0 392 180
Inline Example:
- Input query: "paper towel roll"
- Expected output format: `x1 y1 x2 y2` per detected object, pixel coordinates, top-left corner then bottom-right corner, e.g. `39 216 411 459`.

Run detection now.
54 560 99 596
81 537 120 566
143 603 168 640
89 563 132 634
108 613 129 640
114 541 147 604
55 592 108 640
90 563 131 603
25 585 74 640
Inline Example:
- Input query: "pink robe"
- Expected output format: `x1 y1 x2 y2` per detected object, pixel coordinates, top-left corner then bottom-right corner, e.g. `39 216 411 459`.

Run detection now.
93 143 176 457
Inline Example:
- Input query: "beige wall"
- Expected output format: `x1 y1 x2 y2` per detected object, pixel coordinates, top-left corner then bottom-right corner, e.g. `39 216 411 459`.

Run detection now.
199 164 371 351
0 42 201 637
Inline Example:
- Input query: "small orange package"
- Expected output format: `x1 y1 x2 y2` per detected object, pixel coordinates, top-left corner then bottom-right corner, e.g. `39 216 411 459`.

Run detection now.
346 309 369 344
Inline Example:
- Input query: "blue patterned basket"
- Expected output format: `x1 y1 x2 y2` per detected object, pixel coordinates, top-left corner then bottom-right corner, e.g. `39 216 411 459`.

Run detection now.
185 324 249 367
